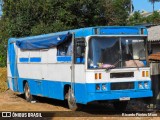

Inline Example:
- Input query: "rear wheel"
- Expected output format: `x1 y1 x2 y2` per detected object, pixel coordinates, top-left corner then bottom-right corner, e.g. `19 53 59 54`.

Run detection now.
24 82 33 102
67 88 82 111
113 101 128 111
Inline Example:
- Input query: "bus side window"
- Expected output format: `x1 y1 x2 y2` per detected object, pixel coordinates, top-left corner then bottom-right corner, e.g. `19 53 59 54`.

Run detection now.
57 38 85 64
75 38 85 64
57 40 72 62
57 40 72 56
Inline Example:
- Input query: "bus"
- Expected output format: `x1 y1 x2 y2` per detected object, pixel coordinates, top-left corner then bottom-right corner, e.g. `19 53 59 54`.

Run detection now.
7 26 153 111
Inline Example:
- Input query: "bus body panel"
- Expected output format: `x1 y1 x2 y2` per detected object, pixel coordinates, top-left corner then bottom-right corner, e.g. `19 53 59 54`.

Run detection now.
7 26 152 105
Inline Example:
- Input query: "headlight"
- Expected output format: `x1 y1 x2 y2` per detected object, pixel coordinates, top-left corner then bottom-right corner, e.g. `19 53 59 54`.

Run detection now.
96 84 100 90
138 82 144 89
144 82 149 89
102 84 106 90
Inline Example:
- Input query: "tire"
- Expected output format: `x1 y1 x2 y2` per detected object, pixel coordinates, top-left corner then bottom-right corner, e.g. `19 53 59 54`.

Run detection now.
113 101 128 111
67 88 82 111
24 82 33 102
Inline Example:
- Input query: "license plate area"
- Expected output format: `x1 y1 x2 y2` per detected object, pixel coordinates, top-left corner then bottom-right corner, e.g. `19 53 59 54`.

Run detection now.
119 97 130 101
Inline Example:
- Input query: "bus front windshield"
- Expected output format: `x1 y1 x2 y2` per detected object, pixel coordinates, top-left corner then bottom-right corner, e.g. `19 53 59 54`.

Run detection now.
88 37 146 69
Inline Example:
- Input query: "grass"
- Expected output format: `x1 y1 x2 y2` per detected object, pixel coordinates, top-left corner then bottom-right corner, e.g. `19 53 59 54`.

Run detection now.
0 67 8 93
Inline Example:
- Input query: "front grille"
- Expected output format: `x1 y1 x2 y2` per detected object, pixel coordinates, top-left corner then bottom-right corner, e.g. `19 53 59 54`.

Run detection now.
110 82 134 90
110 72 134 78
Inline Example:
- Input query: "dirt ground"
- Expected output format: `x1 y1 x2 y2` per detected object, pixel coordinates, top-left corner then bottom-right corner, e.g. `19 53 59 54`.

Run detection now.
0 67 7 93
0 90 160 120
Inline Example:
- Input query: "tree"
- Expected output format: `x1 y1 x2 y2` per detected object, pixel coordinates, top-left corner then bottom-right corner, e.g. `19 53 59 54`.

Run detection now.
127 11 145 25
104 0 131 25
1 0 132 37
0 0 132 66
1 0 107 37
146 11 160 24
149 0 160 12
127 10 160 25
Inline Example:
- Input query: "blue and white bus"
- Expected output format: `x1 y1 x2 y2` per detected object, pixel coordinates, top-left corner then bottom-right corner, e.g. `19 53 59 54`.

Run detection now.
7 26 153 111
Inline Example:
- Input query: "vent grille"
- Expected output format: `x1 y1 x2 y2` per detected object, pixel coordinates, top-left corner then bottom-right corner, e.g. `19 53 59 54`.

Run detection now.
111 82 134 90
110 72 134 78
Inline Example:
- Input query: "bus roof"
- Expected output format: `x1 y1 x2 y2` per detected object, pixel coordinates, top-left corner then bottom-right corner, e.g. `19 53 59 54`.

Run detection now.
8 26 148 50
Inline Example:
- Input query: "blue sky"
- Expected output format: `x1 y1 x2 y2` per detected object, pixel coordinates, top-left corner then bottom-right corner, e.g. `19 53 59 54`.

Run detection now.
133 0 160 12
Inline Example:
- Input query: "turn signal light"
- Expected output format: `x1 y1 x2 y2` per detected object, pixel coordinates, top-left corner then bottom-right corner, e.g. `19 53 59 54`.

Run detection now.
99 73 102 79
95 73 98 79
142 71 149 77
142 71 145 77
146 71 149 77
95 73 103 80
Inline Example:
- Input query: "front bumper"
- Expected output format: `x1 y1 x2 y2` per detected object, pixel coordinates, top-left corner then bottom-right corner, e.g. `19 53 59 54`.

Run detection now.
86 90 153 103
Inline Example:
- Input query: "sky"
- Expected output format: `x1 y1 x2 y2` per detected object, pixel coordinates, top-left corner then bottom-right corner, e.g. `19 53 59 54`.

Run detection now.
133 0 160 12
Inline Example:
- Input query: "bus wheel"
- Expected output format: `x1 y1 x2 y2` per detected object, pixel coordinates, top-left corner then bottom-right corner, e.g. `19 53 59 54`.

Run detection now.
113 101 128 111
24 82 33 102
67 88 79 111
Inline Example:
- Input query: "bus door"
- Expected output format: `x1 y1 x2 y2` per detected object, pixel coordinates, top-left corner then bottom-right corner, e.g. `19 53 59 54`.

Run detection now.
72 38 86 101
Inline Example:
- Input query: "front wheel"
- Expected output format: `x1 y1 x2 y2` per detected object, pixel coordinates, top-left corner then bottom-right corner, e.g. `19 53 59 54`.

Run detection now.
67 88 82 111
24 82 33 102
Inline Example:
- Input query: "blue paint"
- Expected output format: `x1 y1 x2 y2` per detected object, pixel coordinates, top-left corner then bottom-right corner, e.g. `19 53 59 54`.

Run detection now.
8 39 19 92
30 57 41 62
19 57 41 62
76 57 85 63
16 33 72 50
8 40 16 77
8 26 148 45
141 60 147 66
100 27 140 35
17 78 68 100
19 58 29 62
57 56 85 63
87 90 152 103
74 28 94 38
16 78 152 104
57 56 72 62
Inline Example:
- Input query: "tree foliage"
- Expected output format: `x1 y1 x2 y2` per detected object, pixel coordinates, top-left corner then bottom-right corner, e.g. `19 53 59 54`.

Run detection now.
0 0 132 67
1 0 132 37
146 11 160 23
127 11 160 25
127 11 145 25
105 0 130 25
1 0 108 37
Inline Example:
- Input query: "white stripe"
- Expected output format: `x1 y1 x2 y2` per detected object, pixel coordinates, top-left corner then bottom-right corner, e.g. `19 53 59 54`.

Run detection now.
18 64 85 83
